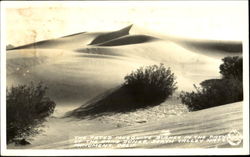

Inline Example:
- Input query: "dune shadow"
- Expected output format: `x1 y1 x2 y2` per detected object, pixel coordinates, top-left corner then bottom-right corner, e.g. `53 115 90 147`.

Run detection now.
180 40 242 53
65 85 164 119
8 39 64 50
75 47 123 57
60 32 86 38
76 54 118 59
96 35 158 47
89 25 133 45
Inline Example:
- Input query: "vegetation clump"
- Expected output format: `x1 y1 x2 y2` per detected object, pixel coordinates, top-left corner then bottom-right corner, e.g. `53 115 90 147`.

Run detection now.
219 56 243 81
124 63 177 106
180 56 243 111
7 82 56 144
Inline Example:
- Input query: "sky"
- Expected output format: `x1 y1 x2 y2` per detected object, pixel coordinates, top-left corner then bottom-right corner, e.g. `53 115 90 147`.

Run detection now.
4 1 248 46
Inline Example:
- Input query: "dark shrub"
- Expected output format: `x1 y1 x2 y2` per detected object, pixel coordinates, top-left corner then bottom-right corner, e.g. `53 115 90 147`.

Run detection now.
180 79 243 111
220 56 243 81
124 63 177 105
7 82 56 144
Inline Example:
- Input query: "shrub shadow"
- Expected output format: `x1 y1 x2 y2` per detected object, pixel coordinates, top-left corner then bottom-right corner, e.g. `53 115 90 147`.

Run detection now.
66 85 165 119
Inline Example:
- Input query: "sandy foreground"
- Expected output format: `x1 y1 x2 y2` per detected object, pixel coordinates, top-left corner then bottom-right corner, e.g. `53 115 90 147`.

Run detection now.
11 101 242 149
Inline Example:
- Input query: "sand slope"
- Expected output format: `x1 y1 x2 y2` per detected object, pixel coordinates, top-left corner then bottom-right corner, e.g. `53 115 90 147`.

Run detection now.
28 101 242 149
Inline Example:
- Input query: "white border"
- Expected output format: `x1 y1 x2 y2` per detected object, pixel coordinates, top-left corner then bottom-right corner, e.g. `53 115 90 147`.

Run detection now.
2 0 246 8
1 1 7 156
242 2 250 154
1 1 249 156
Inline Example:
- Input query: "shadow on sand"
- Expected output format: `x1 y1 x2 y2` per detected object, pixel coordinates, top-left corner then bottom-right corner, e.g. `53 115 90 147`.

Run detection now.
66 85 165 119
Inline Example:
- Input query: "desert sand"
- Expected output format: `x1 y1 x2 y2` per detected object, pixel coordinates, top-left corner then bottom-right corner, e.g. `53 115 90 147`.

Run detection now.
28 101 243 149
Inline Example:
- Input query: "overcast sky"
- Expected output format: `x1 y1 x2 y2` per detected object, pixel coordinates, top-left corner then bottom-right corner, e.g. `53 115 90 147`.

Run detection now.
4 1 248 46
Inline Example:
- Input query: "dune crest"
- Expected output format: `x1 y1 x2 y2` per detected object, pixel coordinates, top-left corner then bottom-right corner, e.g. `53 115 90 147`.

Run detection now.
96 35 158 46
89 24 133 45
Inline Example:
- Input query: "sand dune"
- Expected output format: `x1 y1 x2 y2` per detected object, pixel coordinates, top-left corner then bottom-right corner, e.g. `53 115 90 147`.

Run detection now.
10 25 133 49
7 39 221 104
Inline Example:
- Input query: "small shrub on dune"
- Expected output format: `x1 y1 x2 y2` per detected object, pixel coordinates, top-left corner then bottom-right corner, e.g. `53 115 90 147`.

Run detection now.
180 56 243 111
124 63 177 106
7 82 56 144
